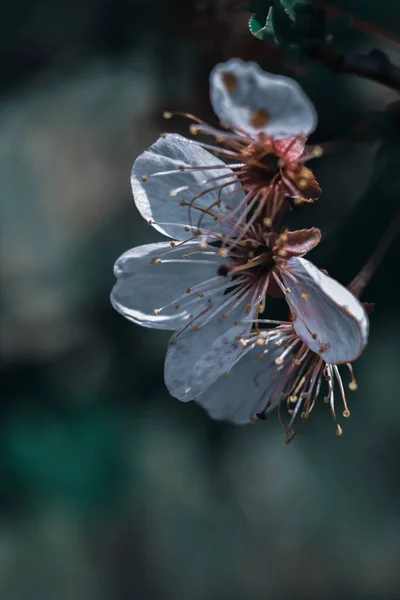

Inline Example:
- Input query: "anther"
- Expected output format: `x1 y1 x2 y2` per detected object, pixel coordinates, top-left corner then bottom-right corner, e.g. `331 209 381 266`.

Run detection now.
278 249 288 257
186 288 191 293
170 242 176 248
301 293 308 301
155 259 163 264
142 175 148 182
199 293 205 298
275 356 284 365
163 111 173 119
193 325 200 331
183 254 189 259
170 189 178 197
244 304 252 314
190 125 199 135
256 338 266 346
263 217 272 227
336 425 343 436
343 409 350 418
179 199 186 206
284 287 291 294
154 309 161 315
184 226 191 232
348 379 358 391
292 358 301 366
258 354 265 360
175 304 180 310
323 396 329 404
313 146 323 158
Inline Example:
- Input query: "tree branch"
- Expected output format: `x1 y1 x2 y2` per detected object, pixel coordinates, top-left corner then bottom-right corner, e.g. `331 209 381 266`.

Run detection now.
307 44 400 92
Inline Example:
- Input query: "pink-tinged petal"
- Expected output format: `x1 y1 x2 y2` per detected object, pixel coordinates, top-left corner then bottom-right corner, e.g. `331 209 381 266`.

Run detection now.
195 344 287 424
164 307 255 402
131 133 244 240
111 241 226 330
281 257 369 364
272 228 321 259
210 59 317 139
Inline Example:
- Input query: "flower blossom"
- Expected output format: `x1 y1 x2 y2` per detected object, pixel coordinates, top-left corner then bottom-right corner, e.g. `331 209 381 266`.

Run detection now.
132 58 322 247
112 196 368 407
111 57 368 428
194 296 369 442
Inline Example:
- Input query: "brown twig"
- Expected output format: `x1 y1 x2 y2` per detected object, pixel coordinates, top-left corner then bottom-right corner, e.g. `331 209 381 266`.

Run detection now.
307 44 400 93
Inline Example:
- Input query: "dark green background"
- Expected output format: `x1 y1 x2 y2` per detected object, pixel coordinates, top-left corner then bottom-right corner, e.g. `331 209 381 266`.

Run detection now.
1 1 399 598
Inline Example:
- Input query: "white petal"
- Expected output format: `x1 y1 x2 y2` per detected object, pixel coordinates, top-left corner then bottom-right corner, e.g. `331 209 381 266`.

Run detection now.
131 134 244 240
164 307 255 401
111 241 225 330
210 59 317 139
282 257 369 364
195 344 286 424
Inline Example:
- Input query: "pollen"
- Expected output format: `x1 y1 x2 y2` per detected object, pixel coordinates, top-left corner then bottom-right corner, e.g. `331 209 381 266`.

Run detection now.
348 379 358 391
222 71 238 94
250 108 270 129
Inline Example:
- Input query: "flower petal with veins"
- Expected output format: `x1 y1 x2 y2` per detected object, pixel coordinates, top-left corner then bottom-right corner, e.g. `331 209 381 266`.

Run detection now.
195 343 287 424
111 241 226 330
282 257 369 364
210 58 317 139
165 307 255 402
132 133 244 240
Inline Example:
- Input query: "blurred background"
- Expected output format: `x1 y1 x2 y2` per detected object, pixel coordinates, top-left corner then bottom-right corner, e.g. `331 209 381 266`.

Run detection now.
1 1 400 598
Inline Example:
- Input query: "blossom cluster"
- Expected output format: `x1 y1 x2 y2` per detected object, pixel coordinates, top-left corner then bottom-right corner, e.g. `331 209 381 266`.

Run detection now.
111 59 369 442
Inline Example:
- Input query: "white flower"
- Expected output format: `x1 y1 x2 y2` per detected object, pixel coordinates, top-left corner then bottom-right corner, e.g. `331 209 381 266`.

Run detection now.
111 222 369 405
132 59 321 246
194 309 368 440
